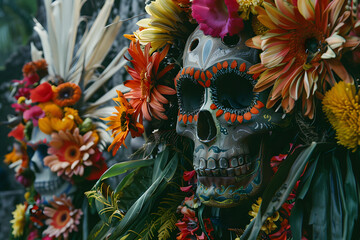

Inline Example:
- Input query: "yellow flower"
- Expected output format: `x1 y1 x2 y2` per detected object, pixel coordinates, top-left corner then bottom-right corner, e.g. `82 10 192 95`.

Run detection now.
237 0 263 20
51 117 75 132
10 204 26 237
39 102 63 118
323 81 360 151
39 117 54 134
248 197 280 234
64 107 83 124
4 146 22 165
125 0 191 52
17 96 26 104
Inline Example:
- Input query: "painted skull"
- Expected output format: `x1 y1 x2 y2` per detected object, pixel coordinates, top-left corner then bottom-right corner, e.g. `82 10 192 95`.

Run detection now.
29 128 75 202
176 27 291 208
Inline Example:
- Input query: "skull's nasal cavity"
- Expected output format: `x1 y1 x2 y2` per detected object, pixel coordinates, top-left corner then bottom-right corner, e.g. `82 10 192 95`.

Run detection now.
197 110 217 142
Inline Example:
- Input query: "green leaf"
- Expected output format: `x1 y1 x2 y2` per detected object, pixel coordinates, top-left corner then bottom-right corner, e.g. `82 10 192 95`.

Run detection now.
198 204 211 240
114 170 137 194
242 142 320 240
94 159 155 188
107 151 179 239
88 221 111 240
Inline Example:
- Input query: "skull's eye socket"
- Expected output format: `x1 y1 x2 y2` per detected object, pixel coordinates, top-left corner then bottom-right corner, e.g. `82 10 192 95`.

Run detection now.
222 34 240 47
211 68 257 113
189 39 199 52
177 76 205 114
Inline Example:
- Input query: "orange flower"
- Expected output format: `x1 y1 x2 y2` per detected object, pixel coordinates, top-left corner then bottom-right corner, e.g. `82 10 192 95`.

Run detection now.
4 146 23 165
22 59 48 78
53 82 82 107
39 102 63 118
124 41 176 121
102 90 144 156
43 194 82 239
44 128 96 177
246 0 359 118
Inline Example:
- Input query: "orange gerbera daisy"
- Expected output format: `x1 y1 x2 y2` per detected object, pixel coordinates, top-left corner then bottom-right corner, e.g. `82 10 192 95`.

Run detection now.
102 90 144 156
53 82 82 107
124 41 176 121
43 194 82 239
44 128 95 177
246 0 360 118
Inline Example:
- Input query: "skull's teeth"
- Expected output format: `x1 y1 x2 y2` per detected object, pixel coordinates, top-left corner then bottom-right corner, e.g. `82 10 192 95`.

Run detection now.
195 158 256 177
194 155 251 170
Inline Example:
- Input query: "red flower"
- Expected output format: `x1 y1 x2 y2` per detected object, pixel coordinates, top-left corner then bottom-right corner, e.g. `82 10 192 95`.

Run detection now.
85 150 108 180
183 170 196 181
180 185 193 192
24 74 40 87
15 87 31 100
8 124 25 141
124 41 176 121
30 82 53 103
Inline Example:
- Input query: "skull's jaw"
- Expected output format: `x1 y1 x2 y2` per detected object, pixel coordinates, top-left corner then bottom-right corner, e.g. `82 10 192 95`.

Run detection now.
195 135 266 208
196 159 262 208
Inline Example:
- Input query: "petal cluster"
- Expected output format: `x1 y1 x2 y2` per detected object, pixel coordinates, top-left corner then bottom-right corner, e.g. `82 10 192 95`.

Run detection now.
323 81 360 151
43 194 82 239
44 128 96 177
124 41 176 121
246 0 360 118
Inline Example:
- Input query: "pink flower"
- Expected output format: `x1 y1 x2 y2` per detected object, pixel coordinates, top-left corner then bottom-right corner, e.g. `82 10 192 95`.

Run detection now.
15 87 31 100
24 74 40 86
183 170 196 182
23 106 45 126
192 0 243 38
11 103 31 112
27 230 39 240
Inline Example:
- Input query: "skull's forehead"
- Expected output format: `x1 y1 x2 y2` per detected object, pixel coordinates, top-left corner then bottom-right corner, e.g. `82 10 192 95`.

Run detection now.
182 26 259 70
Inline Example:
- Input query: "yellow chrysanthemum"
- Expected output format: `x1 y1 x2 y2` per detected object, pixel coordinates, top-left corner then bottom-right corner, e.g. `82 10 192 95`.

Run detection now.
39 116 75 135
237 0 263 20
125 0 190 52
64 107 83 124
248 197 280 234
10 204 26 237
323 81 360 151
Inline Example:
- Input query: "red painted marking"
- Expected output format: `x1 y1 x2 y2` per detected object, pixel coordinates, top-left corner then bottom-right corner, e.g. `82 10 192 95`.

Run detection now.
237 115 243 123
244 112 252 121
210 104 217 110
250 107 259 114
240 62 246 72
201 72 206 81
231 113 236 122
223 61 229 68
194 70 200 80
231 60 237 69
216 109 224 117
212 66 218 74
224 112 230 121
205 80 211 88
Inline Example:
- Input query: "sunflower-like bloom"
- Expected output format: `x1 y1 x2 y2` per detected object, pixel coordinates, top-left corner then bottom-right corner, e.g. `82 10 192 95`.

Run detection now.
246 0 360 119
102 90 144 156
124 41 176 121
125 0 191 52
44 128 96 177
237 0 263 20
248 197 280 234
53 82 82 107
43 194 82 239
10 204 26 237
323 81 360 151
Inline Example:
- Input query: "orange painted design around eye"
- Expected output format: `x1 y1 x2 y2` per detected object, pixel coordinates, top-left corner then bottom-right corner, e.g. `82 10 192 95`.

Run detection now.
178 114 183 122
181 68 186 75
230 60 237 69
252 73 260 80
201 72 206 81
205 80 211 88
237 115 243 123
231 113 237 122
206 70 213 79
224 112 231 121
186 67 191 74
190 68 194 76
212 66 218 74
244 112 252 121
223 61 229 68
216 109 224 117
210 104 217 110
194 114 198 121
194 70 200 80
240 62 246 72
217 62 222 70
255 101 265 109
183 114 188 123
250 107 259 114
188 115 193 123
198 81 205 88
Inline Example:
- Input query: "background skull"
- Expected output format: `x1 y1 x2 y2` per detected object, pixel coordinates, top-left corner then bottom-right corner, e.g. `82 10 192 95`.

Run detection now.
176 26 292 208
